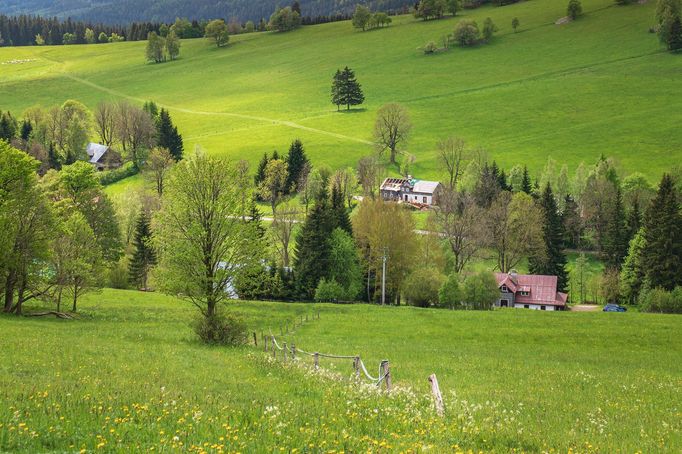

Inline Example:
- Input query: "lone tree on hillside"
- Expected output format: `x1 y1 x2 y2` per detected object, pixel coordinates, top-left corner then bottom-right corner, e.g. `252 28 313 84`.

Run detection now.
352 5 372 30
154 151 260 320
512 17 520 32
146 32 166 63
567 0 583 19
453 20 480 46
331 67 365 111
373 103 412 165
656 0 682 51
205 19 230 47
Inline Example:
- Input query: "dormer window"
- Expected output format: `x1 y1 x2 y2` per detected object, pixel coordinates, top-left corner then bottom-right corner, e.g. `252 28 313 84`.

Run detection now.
520 291 530 296
501 285 509 293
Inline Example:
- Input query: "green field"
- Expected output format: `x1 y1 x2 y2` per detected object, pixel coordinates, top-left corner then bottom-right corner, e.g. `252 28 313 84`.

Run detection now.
1 289 680 452
1 0 681 185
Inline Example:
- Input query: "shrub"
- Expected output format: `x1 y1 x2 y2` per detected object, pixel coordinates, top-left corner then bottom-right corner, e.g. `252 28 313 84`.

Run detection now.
423 41 438 54
463 271 499 310
453 20 480 47
639 287 682 314
107 258 131 289
403 268 444 308
567 0 583 19
438 273 462 308
482 17 498 41
314 278 347 302
193 312 248 345
99 161 138 186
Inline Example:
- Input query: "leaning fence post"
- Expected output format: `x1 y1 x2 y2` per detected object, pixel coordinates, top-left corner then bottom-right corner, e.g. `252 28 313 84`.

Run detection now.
353 356 361 379
291 343 296 359
272 336 276 359
314 352 319 370
429 374 445 416
381 360 392 392
283 342 288 361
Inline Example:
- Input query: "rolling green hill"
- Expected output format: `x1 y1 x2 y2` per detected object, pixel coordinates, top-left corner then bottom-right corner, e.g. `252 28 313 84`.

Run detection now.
0 289 680 451
1 0 680 185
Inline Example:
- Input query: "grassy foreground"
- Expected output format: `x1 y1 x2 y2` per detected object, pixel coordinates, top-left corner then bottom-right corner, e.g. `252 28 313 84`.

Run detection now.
1 0 681 184
0 289 680 452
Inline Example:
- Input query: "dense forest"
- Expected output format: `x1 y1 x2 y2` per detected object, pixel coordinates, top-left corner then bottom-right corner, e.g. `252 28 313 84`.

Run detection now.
0 0 414 25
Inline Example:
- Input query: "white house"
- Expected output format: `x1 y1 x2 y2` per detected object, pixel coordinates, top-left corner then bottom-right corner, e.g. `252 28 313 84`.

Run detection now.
379 176 442 206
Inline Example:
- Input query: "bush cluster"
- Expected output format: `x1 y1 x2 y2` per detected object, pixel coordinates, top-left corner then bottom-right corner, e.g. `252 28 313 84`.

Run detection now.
193 312 248 345
639 287 682 314
99 161 138 186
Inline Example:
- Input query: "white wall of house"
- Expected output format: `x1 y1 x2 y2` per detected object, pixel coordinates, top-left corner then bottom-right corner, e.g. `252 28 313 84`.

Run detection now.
514 303 556 311
408 193 432 205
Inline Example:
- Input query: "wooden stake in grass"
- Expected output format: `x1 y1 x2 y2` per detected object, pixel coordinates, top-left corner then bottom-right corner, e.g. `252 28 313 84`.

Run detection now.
429 373 445 417
381 360 392 392
253 332 257 346
353 356 361 379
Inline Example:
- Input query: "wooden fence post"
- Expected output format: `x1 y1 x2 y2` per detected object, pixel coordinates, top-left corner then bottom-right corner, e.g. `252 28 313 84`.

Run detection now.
429 374 445 417
353 356 361 379
306 314 309 322
264 335 268 352
253 332 257 347
283 342 288 361
381 360 392 392
272 336 276 359
280 325 283 336
314 352 319 370
291 343 296 359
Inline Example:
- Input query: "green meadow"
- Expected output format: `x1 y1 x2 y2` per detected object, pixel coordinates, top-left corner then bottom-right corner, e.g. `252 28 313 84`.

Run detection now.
1 0 681 185
0 289 680 452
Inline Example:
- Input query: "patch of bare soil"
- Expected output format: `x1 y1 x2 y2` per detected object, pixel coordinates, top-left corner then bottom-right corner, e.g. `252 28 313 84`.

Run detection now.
556 16 572 25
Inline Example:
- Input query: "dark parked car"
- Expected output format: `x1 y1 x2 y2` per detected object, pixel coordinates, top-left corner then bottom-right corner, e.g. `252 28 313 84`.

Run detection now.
603 304 627 312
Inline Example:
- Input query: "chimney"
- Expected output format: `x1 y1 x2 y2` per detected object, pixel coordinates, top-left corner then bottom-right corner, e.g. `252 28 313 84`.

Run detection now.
509 269 518 284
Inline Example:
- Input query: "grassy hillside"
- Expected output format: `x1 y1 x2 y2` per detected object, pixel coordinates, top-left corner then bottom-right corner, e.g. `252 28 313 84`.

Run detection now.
1 0 680 184
0 289 680 451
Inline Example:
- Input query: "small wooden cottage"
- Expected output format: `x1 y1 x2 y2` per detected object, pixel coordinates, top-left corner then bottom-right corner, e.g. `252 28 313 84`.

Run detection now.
85 143 122 171
380 176 442 206
495 271 568 311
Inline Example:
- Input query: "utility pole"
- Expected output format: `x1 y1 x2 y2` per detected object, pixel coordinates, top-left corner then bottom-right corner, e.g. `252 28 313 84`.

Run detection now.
381 247 388 305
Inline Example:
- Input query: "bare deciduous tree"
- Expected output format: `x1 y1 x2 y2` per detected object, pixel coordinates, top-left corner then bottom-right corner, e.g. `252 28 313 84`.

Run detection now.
115 101 156 169
271 200 301 268
94 101 116 146
373 103 412 165
438 137 467 190
357 155 383 199
434 188 484 273
145 147 174 197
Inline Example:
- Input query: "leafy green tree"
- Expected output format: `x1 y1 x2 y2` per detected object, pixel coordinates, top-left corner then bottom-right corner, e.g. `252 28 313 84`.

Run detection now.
567 0 583 19
325 228 363 300
146 31 166 63
258 159 289 215
447 0 460 16
404 267 445 307
84 28 96 44
482 17 498 41
145 147 174 196
641 174 682 290
512 17 520 32
453 20 480 46
268 7 302 32
165 30 181 60
656 0 682 49
98 32 108 43
63 32 77 45
156 108 183 161
438 273 462 308
529 184 569 292
285 139 308 193
463 271 499 310
205 19 230 47
352 5 372 30
668 16 682 51
129 209 157 289
155 151 260 318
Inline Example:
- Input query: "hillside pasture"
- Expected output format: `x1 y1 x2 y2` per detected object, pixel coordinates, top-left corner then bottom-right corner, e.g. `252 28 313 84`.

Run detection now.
0 0 681 184
0 289 680 452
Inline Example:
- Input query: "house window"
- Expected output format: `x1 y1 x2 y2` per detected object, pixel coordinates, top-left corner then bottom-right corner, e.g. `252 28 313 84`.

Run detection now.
523 304 529 309
500 285 508 293
404 195 408 201
500 299 509 307
520 291 530 296
541 305 546 311
423 197 427 203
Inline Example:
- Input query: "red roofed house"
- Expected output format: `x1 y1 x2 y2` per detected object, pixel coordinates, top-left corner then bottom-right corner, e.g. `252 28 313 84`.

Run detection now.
494 271 568 311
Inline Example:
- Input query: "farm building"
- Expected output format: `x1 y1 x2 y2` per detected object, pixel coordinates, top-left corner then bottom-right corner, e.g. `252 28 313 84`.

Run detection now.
494 271 568 311
85 142 122 171
379 176 442 206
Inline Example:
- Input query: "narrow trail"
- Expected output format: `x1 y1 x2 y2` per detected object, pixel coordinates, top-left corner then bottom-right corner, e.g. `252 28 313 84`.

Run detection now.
61 73 374 146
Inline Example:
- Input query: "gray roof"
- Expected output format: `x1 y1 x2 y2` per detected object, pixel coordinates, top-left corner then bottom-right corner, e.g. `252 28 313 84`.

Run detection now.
412 180 440 194
86 143 109 164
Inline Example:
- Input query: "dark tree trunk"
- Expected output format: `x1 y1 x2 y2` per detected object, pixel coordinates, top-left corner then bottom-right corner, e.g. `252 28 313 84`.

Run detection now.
4 270 16 313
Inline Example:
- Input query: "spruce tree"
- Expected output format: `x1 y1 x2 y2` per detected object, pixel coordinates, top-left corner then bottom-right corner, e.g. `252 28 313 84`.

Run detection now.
642 174 682 290
157 108 183 161
340 66 365 110
294 188 335 299
254 152 269 187
0 112 17 142
603 187 628 270
521 165 532 194
20 120 32 142
248 198 266 239
285 139 309 194
626 197 641 242
48 143 61 170
128 209 157 289
331 182 353 235
529 184 569 291
668 16 682 51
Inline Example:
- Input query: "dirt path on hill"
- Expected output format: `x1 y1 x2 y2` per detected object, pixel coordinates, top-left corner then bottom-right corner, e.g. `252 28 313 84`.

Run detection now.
61 73 374 146
571 305 600 312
